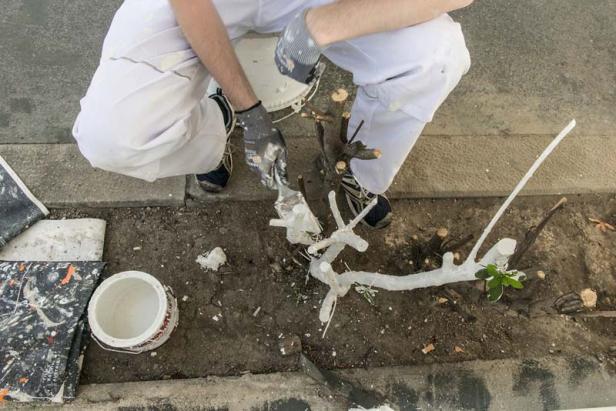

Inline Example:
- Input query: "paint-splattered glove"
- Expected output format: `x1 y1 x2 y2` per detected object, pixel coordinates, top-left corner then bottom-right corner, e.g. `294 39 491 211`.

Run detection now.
275 9 323 84
237 102 289 190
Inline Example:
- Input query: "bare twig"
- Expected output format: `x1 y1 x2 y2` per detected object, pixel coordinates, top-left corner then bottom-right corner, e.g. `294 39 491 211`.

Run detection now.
297 174 308 200
508 197 567 269
442 234 474 254
347 120 365 145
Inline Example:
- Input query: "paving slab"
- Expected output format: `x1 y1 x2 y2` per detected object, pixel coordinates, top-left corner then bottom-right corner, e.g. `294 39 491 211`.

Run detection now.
0 144 185 208
1 0 615 144
187 131 616 205
0 219 106 261
435 0 616 137
0 0 122 144
24 356 616 410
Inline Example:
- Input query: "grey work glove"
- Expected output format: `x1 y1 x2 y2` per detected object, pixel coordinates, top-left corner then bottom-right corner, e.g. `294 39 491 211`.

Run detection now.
237 102 289 190
275 9 323 84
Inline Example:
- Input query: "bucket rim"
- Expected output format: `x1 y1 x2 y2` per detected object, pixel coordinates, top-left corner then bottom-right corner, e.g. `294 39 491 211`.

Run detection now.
88 271 169 349
234 36 314 113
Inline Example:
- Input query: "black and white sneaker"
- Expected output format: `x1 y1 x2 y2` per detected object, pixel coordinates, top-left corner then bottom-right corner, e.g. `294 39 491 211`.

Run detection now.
196 89 237 193
341 171 393 229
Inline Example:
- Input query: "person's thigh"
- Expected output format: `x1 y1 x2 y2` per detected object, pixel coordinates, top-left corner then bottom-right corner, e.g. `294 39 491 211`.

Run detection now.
323 13 470 124
320 14 471 194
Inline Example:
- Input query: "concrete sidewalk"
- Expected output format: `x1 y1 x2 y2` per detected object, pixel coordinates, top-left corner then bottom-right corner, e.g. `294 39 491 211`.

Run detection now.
1 0 615 144
2 0 615 207
19 356 616 410
1 129 613 208
1 0 615 207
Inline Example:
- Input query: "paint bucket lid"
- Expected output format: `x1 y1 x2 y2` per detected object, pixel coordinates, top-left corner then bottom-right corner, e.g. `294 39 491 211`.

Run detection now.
88 271 169 349
233 35 318 113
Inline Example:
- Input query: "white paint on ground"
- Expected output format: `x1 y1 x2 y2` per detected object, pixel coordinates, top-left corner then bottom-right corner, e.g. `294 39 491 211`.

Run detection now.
196 247 227 272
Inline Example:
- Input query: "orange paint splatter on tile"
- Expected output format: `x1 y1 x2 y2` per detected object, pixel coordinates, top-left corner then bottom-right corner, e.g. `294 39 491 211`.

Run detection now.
0 388 9 402
60 265 75 285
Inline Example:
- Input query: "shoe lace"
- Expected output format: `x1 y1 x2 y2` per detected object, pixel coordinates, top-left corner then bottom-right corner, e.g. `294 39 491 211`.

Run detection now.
344 174 374 207
222 141 234 173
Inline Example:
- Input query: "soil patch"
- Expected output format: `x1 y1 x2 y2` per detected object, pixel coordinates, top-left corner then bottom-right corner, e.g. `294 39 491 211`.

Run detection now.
51 194 616 384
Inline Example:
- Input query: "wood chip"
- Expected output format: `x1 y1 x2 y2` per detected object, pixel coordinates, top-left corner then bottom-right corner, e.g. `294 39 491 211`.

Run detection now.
589 218 615 233
421 343 435 354
580 288 597 308
536 270 546 280
437 297 449 304
454 346 465 353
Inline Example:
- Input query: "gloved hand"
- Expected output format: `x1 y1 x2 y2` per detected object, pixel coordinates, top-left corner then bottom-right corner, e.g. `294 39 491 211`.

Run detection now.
237 102 289 190
275 9 323 84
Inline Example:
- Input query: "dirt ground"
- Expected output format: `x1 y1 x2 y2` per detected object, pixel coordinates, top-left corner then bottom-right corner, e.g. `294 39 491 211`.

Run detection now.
51 193 616 384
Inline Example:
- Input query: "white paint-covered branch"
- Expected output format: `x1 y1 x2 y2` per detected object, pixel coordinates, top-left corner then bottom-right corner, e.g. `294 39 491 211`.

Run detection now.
328 191 345 229
466 120 576 263
271 121 576 328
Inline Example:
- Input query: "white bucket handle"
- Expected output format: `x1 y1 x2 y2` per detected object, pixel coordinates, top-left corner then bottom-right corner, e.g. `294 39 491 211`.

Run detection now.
90 332 145 355
272 69 323 124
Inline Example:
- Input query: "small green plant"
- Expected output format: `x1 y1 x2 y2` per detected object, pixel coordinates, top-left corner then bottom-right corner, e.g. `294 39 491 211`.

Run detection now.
475 264 525 302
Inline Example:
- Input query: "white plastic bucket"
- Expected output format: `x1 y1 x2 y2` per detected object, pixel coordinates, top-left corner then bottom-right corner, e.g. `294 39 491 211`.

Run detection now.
208 34 321 120
88 271 178 354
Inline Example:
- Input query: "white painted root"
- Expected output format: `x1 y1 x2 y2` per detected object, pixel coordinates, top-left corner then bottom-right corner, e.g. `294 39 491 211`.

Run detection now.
271 186 322 245
270 121 576 328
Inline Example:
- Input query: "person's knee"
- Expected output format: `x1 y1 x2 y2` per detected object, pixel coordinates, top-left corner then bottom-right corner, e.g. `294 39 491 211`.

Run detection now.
367 17 471 122
416 16 471 85
73 107 142 173
441 19 471 79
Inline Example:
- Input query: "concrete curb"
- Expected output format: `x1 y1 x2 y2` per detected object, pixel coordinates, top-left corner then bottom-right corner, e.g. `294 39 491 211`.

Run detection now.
0 144 185 208
2 132 614 209
18 356 616 410
188 133 616 206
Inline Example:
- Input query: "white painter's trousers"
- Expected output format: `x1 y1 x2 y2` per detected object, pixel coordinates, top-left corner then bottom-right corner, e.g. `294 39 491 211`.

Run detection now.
73 0 470 194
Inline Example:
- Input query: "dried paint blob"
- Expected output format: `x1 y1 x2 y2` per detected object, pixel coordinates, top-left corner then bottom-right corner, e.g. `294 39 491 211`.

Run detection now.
196 247 227 272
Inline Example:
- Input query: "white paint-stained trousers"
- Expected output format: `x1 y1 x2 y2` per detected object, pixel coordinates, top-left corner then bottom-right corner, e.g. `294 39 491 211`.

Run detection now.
73 0 470 194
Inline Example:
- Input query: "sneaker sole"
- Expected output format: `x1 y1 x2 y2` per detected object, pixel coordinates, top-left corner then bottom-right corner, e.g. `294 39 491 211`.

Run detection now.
195 175 225 193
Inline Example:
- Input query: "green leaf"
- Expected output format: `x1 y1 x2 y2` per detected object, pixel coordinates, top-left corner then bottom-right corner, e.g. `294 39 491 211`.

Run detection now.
487 277 502 289
475 269 491 280
505 277 524 289
488 284 504 302
486 264 500 277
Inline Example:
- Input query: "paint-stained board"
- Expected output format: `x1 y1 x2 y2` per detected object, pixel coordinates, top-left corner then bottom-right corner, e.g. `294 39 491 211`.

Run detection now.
0 261 105 403
0 154 48 247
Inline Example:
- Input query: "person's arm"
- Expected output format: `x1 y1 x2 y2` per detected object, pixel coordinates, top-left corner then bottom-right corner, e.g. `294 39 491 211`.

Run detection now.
169 0 257 110
307 0 474 47
276 0 474 83
170 0 288 189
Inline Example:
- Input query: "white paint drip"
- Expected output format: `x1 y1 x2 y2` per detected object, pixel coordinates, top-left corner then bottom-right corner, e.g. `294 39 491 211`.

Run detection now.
270 179 322 245
196 247 227 272
23 280 63 328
